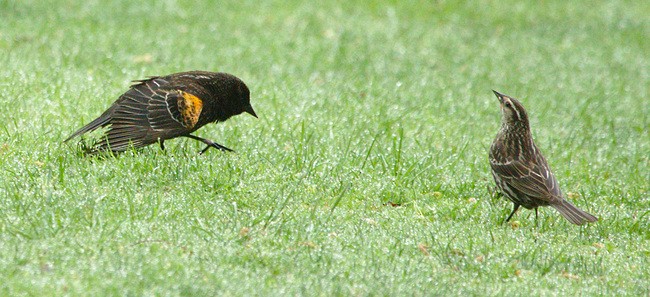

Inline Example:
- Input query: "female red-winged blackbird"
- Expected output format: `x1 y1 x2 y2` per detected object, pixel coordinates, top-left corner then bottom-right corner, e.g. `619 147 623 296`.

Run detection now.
65 71 257 154
489 90 597 225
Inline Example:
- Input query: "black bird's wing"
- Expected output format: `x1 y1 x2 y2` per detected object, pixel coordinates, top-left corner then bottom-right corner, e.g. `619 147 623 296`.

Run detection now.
490 152 562 203
67 77 205 152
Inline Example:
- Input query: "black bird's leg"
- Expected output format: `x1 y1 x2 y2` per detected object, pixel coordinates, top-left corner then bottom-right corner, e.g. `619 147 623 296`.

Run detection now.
159 140 165 150
534 208 539 227
504 204 520 224
183 134 234 154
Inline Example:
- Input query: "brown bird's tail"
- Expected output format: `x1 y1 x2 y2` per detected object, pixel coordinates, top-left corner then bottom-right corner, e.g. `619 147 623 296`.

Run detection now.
551 199 598 225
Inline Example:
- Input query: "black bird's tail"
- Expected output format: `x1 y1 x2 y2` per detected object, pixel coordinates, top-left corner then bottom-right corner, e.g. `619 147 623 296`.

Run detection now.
551 199 598 225
64 111 112 142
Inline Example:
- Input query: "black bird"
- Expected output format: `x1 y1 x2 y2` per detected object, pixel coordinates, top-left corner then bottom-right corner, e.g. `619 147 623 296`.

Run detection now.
65 71 257 154
489 90 597 225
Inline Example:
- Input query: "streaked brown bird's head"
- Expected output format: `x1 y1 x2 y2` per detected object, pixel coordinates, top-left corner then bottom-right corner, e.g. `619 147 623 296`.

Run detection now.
492 90 529 127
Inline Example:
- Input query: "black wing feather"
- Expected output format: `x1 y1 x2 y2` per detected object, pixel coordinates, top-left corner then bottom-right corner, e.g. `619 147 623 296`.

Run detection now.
66 76 192 152
64 107 114 142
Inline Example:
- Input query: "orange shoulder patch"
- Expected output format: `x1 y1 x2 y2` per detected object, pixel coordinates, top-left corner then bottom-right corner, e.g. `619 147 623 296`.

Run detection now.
177 91 203 128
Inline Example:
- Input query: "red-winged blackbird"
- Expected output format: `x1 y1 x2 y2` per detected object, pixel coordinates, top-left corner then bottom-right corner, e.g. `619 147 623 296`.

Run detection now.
489 90 597 225
65 71 257 154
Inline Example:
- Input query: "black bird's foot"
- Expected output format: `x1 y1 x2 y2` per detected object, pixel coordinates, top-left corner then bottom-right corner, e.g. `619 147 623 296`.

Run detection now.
199 143 234 154
183 134 234 154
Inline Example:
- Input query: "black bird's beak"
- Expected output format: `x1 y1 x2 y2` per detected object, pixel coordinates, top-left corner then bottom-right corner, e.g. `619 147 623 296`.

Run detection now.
244 105 258 118
492 90 505 103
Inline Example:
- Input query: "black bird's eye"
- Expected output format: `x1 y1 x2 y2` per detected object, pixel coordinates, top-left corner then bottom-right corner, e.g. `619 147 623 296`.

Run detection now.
505 102 512 108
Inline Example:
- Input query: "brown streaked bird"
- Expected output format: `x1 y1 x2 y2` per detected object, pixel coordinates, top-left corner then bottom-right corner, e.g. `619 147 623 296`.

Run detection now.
65 71 257 154
489 90 597 226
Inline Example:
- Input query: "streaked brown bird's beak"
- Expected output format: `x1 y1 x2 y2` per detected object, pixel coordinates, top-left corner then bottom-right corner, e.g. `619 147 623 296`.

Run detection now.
244 105 258 118
492 90 505 103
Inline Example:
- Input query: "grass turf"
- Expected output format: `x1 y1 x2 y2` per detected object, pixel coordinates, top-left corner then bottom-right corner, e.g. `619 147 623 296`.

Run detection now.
1 0 649 295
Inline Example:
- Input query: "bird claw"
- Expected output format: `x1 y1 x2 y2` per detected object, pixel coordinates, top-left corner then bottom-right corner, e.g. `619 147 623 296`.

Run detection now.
199 143 234 155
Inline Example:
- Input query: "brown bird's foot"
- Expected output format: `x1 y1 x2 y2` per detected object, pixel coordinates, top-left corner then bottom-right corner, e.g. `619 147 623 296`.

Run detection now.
183 134 234 154
504 204 520 224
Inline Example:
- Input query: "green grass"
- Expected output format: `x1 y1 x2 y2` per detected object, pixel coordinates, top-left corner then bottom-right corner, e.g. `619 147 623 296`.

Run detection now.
1 0 649 295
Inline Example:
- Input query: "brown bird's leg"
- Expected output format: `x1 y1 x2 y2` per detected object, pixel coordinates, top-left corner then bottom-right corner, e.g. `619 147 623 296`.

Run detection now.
183 134 234 154
504 204 520 224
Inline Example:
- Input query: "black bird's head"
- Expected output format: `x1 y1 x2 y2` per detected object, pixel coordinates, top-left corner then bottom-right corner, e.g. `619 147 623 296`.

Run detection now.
186 71 257 120
492 90 529 127
234 78 257 118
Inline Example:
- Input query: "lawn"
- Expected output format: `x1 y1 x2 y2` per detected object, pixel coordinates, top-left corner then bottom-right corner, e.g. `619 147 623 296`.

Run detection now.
1 0 648 295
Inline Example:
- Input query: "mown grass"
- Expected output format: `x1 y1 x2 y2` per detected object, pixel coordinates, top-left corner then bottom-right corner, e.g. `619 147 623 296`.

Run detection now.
0 0 648 295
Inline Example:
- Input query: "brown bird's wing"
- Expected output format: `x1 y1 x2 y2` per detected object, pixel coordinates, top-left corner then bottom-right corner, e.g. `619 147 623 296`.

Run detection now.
95 77 204 151
490 153 562 203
